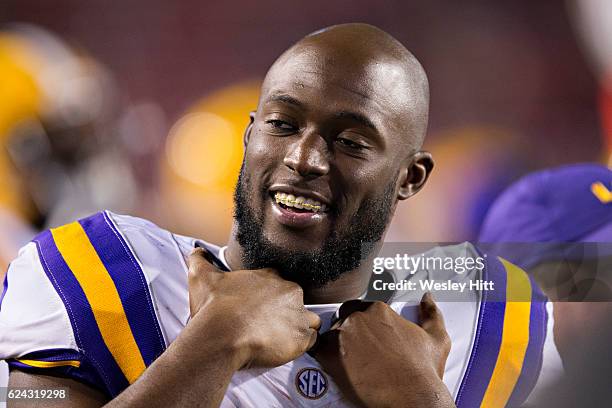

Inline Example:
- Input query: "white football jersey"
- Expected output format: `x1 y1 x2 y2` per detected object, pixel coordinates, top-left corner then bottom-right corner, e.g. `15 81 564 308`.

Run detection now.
0 211 562 407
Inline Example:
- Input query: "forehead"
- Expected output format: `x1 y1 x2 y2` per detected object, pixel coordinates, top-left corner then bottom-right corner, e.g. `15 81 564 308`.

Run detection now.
260 47 413 130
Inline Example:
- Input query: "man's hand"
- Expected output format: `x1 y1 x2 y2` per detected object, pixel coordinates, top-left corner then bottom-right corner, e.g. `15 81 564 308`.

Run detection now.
310 294 455 408
9 248 321 408
103 248 322 407
188 247 321 368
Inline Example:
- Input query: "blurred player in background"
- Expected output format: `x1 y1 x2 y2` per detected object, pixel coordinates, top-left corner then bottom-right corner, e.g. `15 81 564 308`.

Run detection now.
0 23 141 272
0 23 143 393
479 163 612 378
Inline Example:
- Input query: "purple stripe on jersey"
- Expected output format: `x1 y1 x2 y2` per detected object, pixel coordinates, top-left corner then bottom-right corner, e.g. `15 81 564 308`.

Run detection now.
34 230 129 397
506 274 548 406
0 269 8 311
14 348 82 363
455 255 507 408
8 360 42 371
79 211 166 367
7 349 105 393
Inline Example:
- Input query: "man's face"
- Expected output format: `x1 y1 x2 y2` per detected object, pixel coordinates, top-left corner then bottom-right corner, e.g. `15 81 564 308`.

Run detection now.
234 45 418 287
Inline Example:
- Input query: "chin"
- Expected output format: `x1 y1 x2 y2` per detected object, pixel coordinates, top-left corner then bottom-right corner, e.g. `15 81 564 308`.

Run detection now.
263 228 325 254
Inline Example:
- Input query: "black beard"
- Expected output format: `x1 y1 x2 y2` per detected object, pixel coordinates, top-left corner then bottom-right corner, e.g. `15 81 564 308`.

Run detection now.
233 166 396 289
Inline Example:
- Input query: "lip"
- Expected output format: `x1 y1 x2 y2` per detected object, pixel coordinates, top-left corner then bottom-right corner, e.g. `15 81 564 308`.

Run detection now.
269 184 332 207
270 196 328 229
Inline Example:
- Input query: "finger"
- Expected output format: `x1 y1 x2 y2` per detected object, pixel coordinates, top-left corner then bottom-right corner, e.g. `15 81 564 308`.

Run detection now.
328 318 343 332
188 247 223 283
419 292 448 341
306 310 322 330
306 328 319 350
188 247 220 271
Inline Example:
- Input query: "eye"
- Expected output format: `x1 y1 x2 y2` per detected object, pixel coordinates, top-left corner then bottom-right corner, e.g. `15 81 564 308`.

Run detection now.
265 119 296 132
336 137 366 150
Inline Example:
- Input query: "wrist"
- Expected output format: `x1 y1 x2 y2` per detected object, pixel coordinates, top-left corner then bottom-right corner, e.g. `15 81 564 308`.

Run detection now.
186 301 251 371
398 372 454 408
359 369 453 408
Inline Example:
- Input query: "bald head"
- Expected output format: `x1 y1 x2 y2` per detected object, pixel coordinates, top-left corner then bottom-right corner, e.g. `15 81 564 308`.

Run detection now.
261 23 430 150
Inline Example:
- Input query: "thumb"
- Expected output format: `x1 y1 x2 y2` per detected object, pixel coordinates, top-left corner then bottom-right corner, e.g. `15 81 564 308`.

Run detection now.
188 247 225 317
188 247 224 286
419 292 448 343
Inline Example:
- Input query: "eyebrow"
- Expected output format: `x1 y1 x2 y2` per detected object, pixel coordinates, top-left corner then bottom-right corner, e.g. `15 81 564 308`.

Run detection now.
266 93 378 132
266 93 304 108
335 111 377 131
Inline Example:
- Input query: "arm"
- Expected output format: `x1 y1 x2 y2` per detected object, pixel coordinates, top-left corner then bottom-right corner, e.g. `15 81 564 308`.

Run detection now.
106 302 246 408
8 371 107 408
8 248 320 408
8 308 243 408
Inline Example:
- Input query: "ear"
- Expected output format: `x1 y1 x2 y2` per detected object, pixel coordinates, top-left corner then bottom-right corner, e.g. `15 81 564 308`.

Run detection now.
243 111 256 148
397 151 434 200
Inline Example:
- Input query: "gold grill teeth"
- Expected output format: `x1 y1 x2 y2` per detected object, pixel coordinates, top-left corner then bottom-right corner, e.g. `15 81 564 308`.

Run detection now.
274 193 322 211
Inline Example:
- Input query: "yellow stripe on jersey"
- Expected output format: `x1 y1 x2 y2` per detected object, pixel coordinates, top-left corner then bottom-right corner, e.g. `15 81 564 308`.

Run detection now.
17 359 81 369
481 258 532 408
51 222 146 383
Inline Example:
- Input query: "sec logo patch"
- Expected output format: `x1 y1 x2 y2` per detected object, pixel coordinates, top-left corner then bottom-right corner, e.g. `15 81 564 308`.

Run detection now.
295 367 328 399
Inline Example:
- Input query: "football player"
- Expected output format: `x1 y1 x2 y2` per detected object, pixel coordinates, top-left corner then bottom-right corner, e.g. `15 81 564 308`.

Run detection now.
479 163 612 377
0 23 123 395
0 23 135 274
0 24 561 407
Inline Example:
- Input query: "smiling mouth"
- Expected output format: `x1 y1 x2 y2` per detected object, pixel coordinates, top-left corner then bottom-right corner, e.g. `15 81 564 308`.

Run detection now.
273 192 328 213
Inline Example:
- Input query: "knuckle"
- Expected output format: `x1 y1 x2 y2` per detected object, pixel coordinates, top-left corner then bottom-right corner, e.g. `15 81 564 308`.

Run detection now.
311 312 322 323
307 312 322 328
440 332 451 352
285 281 304 296
187 266 200 282
415 328 428 343
368 301 390 315
293 284 304 295
372 300 388 310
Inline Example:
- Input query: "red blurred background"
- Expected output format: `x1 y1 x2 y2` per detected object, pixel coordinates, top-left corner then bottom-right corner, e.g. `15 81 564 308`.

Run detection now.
0 0 608 246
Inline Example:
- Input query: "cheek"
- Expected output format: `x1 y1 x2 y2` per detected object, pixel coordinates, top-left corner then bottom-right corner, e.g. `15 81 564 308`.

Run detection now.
242 130 285 196
334 159 394 201
246 128 280 162
336 152 392 180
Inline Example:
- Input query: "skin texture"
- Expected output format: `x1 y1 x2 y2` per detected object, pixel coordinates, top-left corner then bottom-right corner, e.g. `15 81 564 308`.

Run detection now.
9 24 453 408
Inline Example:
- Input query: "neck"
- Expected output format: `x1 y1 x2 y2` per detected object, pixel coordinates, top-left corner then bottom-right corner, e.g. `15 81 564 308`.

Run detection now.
301 269 371 304
224 227 376 304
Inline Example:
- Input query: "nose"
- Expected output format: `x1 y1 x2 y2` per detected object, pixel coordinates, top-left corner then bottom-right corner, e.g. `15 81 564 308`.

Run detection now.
283 133 330 178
